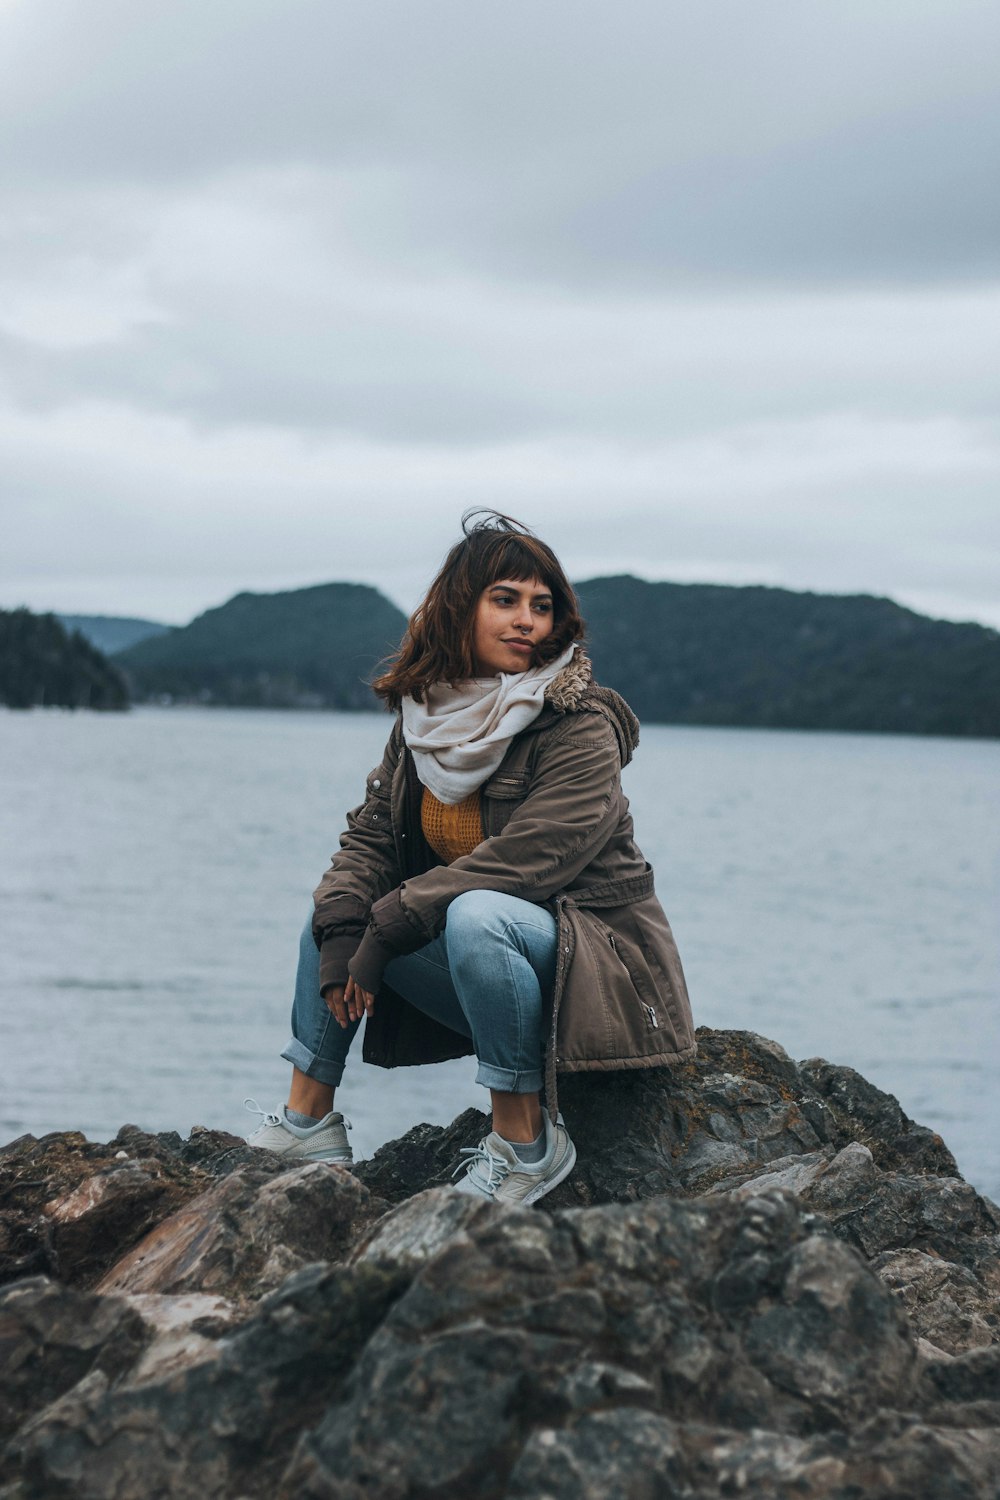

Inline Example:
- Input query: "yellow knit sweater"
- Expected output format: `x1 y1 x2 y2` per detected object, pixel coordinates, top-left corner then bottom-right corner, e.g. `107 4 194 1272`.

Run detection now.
421 786 483 864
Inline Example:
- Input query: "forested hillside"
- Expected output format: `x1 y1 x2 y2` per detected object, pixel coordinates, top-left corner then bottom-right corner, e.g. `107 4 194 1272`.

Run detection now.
577 577 1000 738
110 574 1000 737
116 583 407 710
0 609 129 710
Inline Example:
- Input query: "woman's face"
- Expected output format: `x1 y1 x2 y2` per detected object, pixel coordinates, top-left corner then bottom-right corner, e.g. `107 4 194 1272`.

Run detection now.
471 576 555 676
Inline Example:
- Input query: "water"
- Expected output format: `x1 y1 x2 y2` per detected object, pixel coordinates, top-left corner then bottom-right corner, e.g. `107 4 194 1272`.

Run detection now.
1 707 997 1201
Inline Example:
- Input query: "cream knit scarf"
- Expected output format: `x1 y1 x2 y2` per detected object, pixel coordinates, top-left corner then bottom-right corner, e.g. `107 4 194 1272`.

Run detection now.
400 643 577 805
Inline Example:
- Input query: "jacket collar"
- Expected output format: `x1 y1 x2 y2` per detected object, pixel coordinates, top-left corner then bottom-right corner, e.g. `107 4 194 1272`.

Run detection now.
543 647 593 710
541 649 640 766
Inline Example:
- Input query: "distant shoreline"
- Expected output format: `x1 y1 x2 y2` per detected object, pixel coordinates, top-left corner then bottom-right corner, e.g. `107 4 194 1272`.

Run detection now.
4 577 998 738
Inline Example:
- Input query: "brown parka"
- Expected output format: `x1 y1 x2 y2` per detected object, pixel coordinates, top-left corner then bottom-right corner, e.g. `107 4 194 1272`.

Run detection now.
312 651 696 1112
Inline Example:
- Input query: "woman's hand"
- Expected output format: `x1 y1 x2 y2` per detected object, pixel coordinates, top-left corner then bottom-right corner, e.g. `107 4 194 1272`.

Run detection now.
346 976 376 1021
324 978 376 1027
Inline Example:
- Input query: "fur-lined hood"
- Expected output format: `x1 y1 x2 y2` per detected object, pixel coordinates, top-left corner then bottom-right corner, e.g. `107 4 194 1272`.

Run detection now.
543 647 640 767
544 644 594 711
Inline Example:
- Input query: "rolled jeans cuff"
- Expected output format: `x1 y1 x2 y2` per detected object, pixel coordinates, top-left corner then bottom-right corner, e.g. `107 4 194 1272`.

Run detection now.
280 1036 347 1089
474 1060 544 1095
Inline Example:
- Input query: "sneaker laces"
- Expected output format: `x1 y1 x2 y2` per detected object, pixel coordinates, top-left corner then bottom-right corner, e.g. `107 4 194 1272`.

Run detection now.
453 1139 511 1194
244 1097 281 1130
242 1098 353 1133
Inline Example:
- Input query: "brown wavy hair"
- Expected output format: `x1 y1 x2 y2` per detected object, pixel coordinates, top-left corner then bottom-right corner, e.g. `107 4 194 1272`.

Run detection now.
372 510 585 708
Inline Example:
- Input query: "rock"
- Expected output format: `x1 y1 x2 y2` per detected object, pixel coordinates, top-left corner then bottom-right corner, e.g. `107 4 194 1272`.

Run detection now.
872 1248 999 1355
740 1232 915 1415
710 1146 838 1199
279 1190 916 1498
918 1344 1000 1429
922 1342 1000 1404
0 1278 147 1444
712 1141 1000 1360
0 1124 291 1290
2 1028 999 1499
121 1290 239 1387
680 1417 1000 1500
814 1170 998 1263
506 1408 682 1499
349 1185 493 1273
806 1139 879 1205
3 1259 409 1500
851 1418 1000 1500
798 1058 960 1176
353 1106 490 1204
98 1162 385 1301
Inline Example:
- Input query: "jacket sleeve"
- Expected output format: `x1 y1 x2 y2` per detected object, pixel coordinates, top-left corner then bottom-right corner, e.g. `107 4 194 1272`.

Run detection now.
312 719 403 994
348 713 622 992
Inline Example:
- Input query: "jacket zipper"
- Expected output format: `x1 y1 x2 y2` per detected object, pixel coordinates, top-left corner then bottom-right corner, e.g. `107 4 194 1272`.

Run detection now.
609 931 659 1031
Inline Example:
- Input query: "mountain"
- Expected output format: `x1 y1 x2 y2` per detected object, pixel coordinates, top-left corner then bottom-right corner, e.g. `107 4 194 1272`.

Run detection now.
115 582 408 710
0 608 129 711
58 614 170 656
111 574 1000 736
576 576 1000 738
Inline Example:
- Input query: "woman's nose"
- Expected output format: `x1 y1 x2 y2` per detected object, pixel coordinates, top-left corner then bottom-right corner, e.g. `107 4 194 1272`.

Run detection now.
514 604 534 632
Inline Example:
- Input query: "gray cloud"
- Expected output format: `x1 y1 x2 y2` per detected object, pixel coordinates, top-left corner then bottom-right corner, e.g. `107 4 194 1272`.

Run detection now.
2 1 997 285
0 0 997 629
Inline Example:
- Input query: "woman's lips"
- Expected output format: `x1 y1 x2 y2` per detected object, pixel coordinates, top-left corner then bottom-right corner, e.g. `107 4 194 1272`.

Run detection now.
503 639 532 651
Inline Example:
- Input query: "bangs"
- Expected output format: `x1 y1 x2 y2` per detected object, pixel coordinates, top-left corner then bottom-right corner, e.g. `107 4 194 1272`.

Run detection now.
483 537 554 588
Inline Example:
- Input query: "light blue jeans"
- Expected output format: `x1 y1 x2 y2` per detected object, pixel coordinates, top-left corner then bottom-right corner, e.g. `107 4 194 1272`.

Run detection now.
281 889 558 1095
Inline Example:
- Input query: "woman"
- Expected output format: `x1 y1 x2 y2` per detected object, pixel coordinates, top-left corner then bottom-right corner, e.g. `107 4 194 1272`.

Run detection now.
247 512 695 1203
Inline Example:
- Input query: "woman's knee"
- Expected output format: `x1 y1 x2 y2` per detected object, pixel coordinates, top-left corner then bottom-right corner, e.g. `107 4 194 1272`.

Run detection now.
445 888 509 943
445 889 557 980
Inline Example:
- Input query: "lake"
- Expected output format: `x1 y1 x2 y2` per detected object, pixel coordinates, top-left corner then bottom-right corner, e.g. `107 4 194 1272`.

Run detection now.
2 706 997 1202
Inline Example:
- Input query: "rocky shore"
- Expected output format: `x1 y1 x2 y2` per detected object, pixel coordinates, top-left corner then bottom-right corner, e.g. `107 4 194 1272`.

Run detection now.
2 1028 998 1498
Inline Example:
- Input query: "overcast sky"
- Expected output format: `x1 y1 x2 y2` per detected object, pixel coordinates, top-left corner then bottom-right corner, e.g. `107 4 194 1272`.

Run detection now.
2 0 998 627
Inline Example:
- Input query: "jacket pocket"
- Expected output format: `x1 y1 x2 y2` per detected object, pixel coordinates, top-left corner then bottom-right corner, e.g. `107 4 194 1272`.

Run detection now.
357 770 392 829
557 907 672 1066
481 769 530 800
596 920 665 1033
481 768 530 837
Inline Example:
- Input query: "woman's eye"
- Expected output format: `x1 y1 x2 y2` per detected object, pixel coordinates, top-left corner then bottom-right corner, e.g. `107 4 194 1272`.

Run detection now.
490 592 550 612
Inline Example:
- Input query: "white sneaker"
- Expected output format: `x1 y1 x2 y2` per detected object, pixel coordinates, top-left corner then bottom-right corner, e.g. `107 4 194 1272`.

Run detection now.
452 1112 576 1205
243 1099 354 1165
